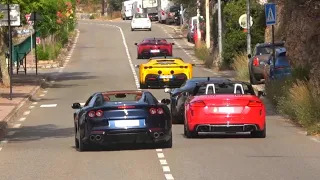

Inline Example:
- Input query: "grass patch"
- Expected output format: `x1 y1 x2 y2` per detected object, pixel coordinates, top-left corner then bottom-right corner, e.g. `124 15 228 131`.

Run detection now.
194 42 210 61
266 77 320 135
231 52 249 82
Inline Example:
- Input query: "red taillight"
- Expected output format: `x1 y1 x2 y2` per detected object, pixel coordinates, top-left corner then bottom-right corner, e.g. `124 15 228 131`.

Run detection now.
118 105 135 109
157 108 164 114
137 8 139 12
149 108 157 114
253 57 259 66
161 11 165 15
95 110 103 117
190 100 206 107
88 111 96 118
247 100 262 107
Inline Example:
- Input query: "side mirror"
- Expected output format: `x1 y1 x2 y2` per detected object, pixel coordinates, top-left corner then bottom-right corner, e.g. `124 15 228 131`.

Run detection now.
134 43 138 45
134 64 140 68
72 102 81 109
161 98 171 105
171 43 175 45
164 88 171 93
257 91 266 97
248 54 252 58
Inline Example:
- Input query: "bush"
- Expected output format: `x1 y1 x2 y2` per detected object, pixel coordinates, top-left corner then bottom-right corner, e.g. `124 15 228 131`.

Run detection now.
231 52 249 82
37 42 63 61
194 42 210 61
265 77 320 135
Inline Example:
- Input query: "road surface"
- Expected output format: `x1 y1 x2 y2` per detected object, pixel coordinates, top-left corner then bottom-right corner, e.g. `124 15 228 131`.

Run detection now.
0 20 319 180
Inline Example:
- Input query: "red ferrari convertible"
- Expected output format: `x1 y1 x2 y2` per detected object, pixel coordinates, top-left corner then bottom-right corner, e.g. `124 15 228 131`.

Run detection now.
134 38 174 59
184 80 266 138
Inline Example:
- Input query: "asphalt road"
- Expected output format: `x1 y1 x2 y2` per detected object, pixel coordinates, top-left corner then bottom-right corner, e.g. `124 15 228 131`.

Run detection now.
0 20 319 180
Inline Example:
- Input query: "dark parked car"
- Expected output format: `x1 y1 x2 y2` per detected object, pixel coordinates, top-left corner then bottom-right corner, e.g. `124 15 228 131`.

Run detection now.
248 42 285 84
72 90 172 151
164 77 231 123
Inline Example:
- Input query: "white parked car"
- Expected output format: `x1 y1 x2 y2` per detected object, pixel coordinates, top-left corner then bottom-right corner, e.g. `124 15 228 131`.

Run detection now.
131 13 152 31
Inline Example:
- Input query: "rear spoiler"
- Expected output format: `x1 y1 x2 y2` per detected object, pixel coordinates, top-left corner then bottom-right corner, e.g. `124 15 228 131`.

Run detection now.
205 83 244 95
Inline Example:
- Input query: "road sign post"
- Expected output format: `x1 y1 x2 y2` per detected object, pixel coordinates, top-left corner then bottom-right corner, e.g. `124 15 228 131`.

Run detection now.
29 12 43 75
265 3 277 66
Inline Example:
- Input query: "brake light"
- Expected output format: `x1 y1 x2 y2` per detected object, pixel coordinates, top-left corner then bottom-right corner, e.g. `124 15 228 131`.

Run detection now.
149 108 157 114
137 8 139 12
190 100 206 107
88 111 96 118
247 100 262 107
161 11 165 15
157 108 164 114
118 105 135 109
95 110 103 117
253 57 259 66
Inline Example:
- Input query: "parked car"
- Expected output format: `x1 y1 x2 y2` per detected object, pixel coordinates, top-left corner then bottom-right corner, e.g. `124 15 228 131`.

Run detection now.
131 13 152 31
248 42 285 84
165 4 180 24
186 16 204 43
264 48 292 82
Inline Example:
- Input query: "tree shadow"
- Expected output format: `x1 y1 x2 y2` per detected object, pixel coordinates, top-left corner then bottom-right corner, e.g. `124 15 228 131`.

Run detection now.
52 72 97 82
3 124 74 143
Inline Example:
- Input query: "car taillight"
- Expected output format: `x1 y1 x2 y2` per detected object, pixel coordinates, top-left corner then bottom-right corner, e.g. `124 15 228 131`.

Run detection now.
157 108 164 114
137 8 139 12
253 57 259 66
190 100 206 107
95 110 103 117
161 10 165 15
247 100 262 107
88 111 96 118
149 108 157 114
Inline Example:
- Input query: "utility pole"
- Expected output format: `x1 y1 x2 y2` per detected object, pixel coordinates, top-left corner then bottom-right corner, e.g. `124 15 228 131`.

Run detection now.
7 1 13 100
217 0 222 62
205 0 210 48
196 0 201 47
246 0 251 55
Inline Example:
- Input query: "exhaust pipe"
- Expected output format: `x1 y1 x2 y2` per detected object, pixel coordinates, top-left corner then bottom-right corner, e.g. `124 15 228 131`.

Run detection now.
154 132 159 138
159 132 164 137
90 135 96 141
95 135 102 141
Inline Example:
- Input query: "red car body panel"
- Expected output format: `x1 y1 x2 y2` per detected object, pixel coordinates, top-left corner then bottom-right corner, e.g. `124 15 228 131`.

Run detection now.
135 38 174 57
185 94 266 132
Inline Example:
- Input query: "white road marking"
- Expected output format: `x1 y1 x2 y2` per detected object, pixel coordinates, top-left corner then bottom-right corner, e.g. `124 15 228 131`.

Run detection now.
39 94 45 97
0 140 8 144
0 147 2 151
29 106 35 109
40 104 57 108
311 137 320 143
160 159 168 165
162 166 170 172
165 174 174 180
23 111 30 115
13 124 21 128
43 90 48 93
80 103 85 106
7 131 16 136
19 117 26 121
157 153 165 158
32 102 38 105
156 149 162 152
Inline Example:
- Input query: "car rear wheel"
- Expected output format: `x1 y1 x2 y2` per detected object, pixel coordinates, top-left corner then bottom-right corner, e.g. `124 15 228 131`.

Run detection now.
184 124 198 138
148 28 151 31
160 136 172 149
131 28 134 31
139 82 147 89
251 124 266 138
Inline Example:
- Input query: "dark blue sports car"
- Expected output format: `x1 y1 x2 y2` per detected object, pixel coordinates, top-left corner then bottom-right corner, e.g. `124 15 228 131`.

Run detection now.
72 90 172 151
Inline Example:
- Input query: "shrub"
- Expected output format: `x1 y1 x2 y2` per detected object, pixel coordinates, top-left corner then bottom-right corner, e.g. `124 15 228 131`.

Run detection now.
231 52 249 82
37 42 63 61
194 42 210 61
265 77 320 135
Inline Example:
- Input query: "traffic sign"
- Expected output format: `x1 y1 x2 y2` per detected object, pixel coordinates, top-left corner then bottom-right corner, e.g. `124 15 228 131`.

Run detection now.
36 37 41 45
25 13 33 25
265 3 276 26
0 4 21 26
238 14 253 29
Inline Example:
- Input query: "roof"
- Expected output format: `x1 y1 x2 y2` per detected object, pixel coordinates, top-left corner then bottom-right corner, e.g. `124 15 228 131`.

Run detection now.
100 90 144 95
149 56 182 60
193 78 251 86
255 42 285 47
143 38 167 41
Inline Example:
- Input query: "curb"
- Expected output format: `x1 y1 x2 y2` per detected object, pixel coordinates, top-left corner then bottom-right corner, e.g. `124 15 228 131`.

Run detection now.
0 29 79 132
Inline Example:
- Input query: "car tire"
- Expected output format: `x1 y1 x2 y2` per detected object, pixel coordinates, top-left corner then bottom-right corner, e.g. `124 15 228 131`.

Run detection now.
251 123 266 138
137 54 143 59
139 82 147 89
131 28 134 31
161 137 172 148
148 28 151 31
249 69 259 85
161 20 165 24
184 123 198 138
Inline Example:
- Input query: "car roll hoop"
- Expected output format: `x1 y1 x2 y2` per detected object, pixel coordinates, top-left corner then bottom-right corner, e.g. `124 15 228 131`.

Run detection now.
205 84 216 94
233 83 244 94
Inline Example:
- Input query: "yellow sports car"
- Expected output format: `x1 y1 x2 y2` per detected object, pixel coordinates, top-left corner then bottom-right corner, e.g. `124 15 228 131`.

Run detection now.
134 56 195 88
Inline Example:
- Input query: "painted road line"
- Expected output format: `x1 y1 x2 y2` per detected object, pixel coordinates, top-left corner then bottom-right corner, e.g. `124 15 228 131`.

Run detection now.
19 117 26 122
13 124 21 128
29 106 35 109
156 149 162 152
39 94 45 97
0 139 8 144
23 111 30 116
162 166 170 172
0 147 2 151
157 153 165 158
80 103 85 106
32 102 38 105
160 159 168 165
40 104 57 108
165 174 174 180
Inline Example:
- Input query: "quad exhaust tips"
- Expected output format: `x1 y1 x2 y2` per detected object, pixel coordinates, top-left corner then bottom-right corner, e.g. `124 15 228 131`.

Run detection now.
90 135 102 141
154 132 164 138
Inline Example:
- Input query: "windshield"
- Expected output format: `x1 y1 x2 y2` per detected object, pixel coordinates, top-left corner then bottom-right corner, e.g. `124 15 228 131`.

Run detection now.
102 92 143 102
142 0 158 8
193 83 255 96
135 13 148 18
256 45 285 55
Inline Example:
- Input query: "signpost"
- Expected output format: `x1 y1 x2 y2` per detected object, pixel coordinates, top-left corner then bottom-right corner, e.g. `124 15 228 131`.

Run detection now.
0 3 21 100
25 13 35 68
29 12 42 75
265 3 277 66
238 14 253 30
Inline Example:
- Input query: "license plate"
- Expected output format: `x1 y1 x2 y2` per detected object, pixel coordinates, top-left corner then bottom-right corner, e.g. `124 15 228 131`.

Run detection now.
114 120 140 128
150 49 160 53
218 107 235 113
160 75 173 79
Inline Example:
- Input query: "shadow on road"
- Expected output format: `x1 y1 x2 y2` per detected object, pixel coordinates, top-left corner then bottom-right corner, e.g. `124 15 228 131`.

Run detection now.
3 124 74 143
71 143 165 152
51 72 97 82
